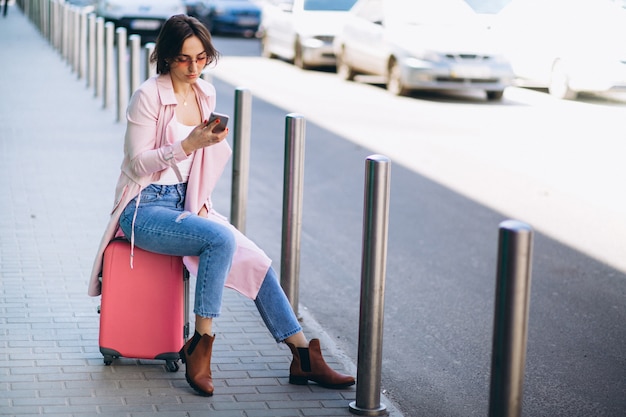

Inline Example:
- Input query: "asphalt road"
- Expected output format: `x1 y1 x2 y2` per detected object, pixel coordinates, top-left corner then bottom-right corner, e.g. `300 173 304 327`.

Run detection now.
206 36 626 417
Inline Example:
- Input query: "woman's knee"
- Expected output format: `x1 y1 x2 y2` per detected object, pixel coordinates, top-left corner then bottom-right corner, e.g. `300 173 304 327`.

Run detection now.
201 222 236 254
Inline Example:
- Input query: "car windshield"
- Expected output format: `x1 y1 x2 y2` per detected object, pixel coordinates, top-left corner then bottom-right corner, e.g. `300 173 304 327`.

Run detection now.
465 0 512 14
303 0 357 11
385 0 477 25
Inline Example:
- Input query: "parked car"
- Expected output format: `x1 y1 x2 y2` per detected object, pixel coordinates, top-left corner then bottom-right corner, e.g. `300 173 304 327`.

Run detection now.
491 0 626 99
66 0 97 10
259 0 358 69
333 0 514 99
96 0 186 43
185 0 261 37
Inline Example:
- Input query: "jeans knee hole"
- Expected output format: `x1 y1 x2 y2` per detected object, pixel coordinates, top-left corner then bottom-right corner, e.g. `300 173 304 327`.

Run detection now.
175 211 192 223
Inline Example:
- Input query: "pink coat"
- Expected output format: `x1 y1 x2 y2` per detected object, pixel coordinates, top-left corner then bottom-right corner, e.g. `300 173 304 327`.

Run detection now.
87 74 271 299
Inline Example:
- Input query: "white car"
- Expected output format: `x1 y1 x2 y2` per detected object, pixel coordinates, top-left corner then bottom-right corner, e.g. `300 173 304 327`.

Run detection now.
491 0 626 99
259 0 357 69
96 0 187 43
333 0 514 99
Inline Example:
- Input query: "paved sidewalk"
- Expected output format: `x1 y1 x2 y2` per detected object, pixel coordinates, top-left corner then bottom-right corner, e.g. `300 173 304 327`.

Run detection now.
0 5 400 416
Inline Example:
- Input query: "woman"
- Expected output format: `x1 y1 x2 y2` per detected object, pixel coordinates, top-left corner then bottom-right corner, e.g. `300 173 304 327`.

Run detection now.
87 15 354 396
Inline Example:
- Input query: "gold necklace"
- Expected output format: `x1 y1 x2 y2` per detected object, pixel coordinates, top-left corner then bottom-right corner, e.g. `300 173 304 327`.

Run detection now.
177 86 193 106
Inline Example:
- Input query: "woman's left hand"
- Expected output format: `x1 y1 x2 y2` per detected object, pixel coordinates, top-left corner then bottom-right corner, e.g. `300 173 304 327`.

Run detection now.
182 119 229 156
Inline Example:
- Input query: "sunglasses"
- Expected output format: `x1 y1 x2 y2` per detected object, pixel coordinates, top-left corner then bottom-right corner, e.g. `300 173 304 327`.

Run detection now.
172 52 209 67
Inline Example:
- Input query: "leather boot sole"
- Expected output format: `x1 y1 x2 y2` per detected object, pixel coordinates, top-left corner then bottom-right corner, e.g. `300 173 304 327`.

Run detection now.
289 374 356 389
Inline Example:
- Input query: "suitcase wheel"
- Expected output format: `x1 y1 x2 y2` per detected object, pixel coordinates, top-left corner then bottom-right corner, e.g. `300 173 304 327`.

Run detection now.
165 360 179 372
103 355 114 366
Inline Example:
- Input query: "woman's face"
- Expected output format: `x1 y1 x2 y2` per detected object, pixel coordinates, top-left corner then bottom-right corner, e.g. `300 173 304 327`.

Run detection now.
169 36 207 86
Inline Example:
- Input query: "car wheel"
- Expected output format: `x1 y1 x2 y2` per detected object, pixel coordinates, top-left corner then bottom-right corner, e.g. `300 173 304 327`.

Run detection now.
387 59 409 96
549 59 577 100
336 49 356 81
486 90 504 101
294 38 308 69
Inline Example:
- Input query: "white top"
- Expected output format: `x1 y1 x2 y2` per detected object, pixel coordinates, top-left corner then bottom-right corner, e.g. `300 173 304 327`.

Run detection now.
153 122 195 185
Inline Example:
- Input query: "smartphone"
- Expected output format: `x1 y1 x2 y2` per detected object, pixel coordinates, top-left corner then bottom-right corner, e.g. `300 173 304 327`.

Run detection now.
207 112 229 133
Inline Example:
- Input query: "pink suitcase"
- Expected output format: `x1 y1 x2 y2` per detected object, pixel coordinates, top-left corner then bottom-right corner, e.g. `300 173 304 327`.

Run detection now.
99 238 189 372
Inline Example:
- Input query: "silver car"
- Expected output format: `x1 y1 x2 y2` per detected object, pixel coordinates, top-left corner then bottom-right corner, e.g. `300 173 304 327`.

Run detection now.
333 0 514 99
96 0 187 43
259 0 357 69
491 0 626 100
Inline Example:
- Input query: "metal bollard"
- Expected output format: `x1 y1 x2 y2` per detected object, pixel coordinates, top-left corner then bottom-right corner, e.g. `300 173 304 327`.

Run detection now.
48 0 59 51
59 3 65 58
62 4 69 63
68 6 74 65
230 88 252 232
488 220 533 417
40 0 45 33
52 0 60 51
144 42 156 80
42 0 49 41
103 21 115 109
349 155 390 417
72 7 80 74
67 6 74 68
95 17 104 98
280 114 306 317
87 13 96 88
129 34 141 94
116 27 128 122
78 10 87 80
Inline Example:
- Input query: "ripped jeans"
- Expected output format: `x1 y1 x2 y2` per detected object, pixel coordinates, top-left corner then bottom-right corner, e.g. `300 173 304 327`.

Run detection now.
119 183 302 342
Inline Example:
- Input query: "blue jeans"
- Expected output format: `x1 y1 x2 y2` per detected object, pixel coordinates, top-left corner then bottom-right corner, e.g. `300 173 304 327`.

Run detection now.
119 184 302 342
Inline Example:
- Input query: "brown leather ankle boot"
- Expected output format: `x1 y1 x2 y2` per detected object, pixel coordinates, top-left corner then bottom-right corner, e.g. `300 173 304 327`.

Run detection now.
287 339 355 389
179 332 215 396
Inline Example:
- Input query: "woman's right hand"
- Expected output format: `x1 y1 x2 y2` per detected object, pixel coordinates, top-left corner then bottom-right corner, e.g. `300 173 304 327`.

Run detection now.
182 118 229 155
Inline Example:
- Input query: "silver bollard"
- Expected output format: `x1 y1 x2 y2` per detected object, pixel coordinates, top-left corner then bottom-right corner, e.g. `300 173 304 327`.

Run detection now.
67 6 74 67
78 10 87 80
53 0 61 51
95 17 104 98
129 34 141 94
62 4 69 63
103 21 114 109
58 1 65 52
230 88 252 232
42 0 49 41
144 42 156 80
45 0 51 41
280 114 306 316
72 7 80 74
349 155 390 417
116 27 128 122
58 1 64 52
488 220 533 417
87 13 96 88
68 6 75 65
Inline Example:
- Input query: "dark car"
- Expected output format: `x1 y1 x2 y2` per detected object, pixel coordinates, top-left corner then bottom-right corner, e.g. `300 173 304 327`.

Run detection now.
186 0 261 37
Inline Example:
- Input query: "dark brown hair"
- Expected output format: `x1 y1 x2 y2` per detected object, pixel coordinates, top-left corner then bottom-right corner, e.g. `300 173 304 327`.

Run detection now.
150 14 219 74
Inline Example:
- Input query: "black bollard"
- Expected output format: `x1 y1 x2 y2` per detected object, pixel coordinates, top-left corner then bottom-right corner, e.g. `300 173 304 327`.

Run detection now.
489 220 533 417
